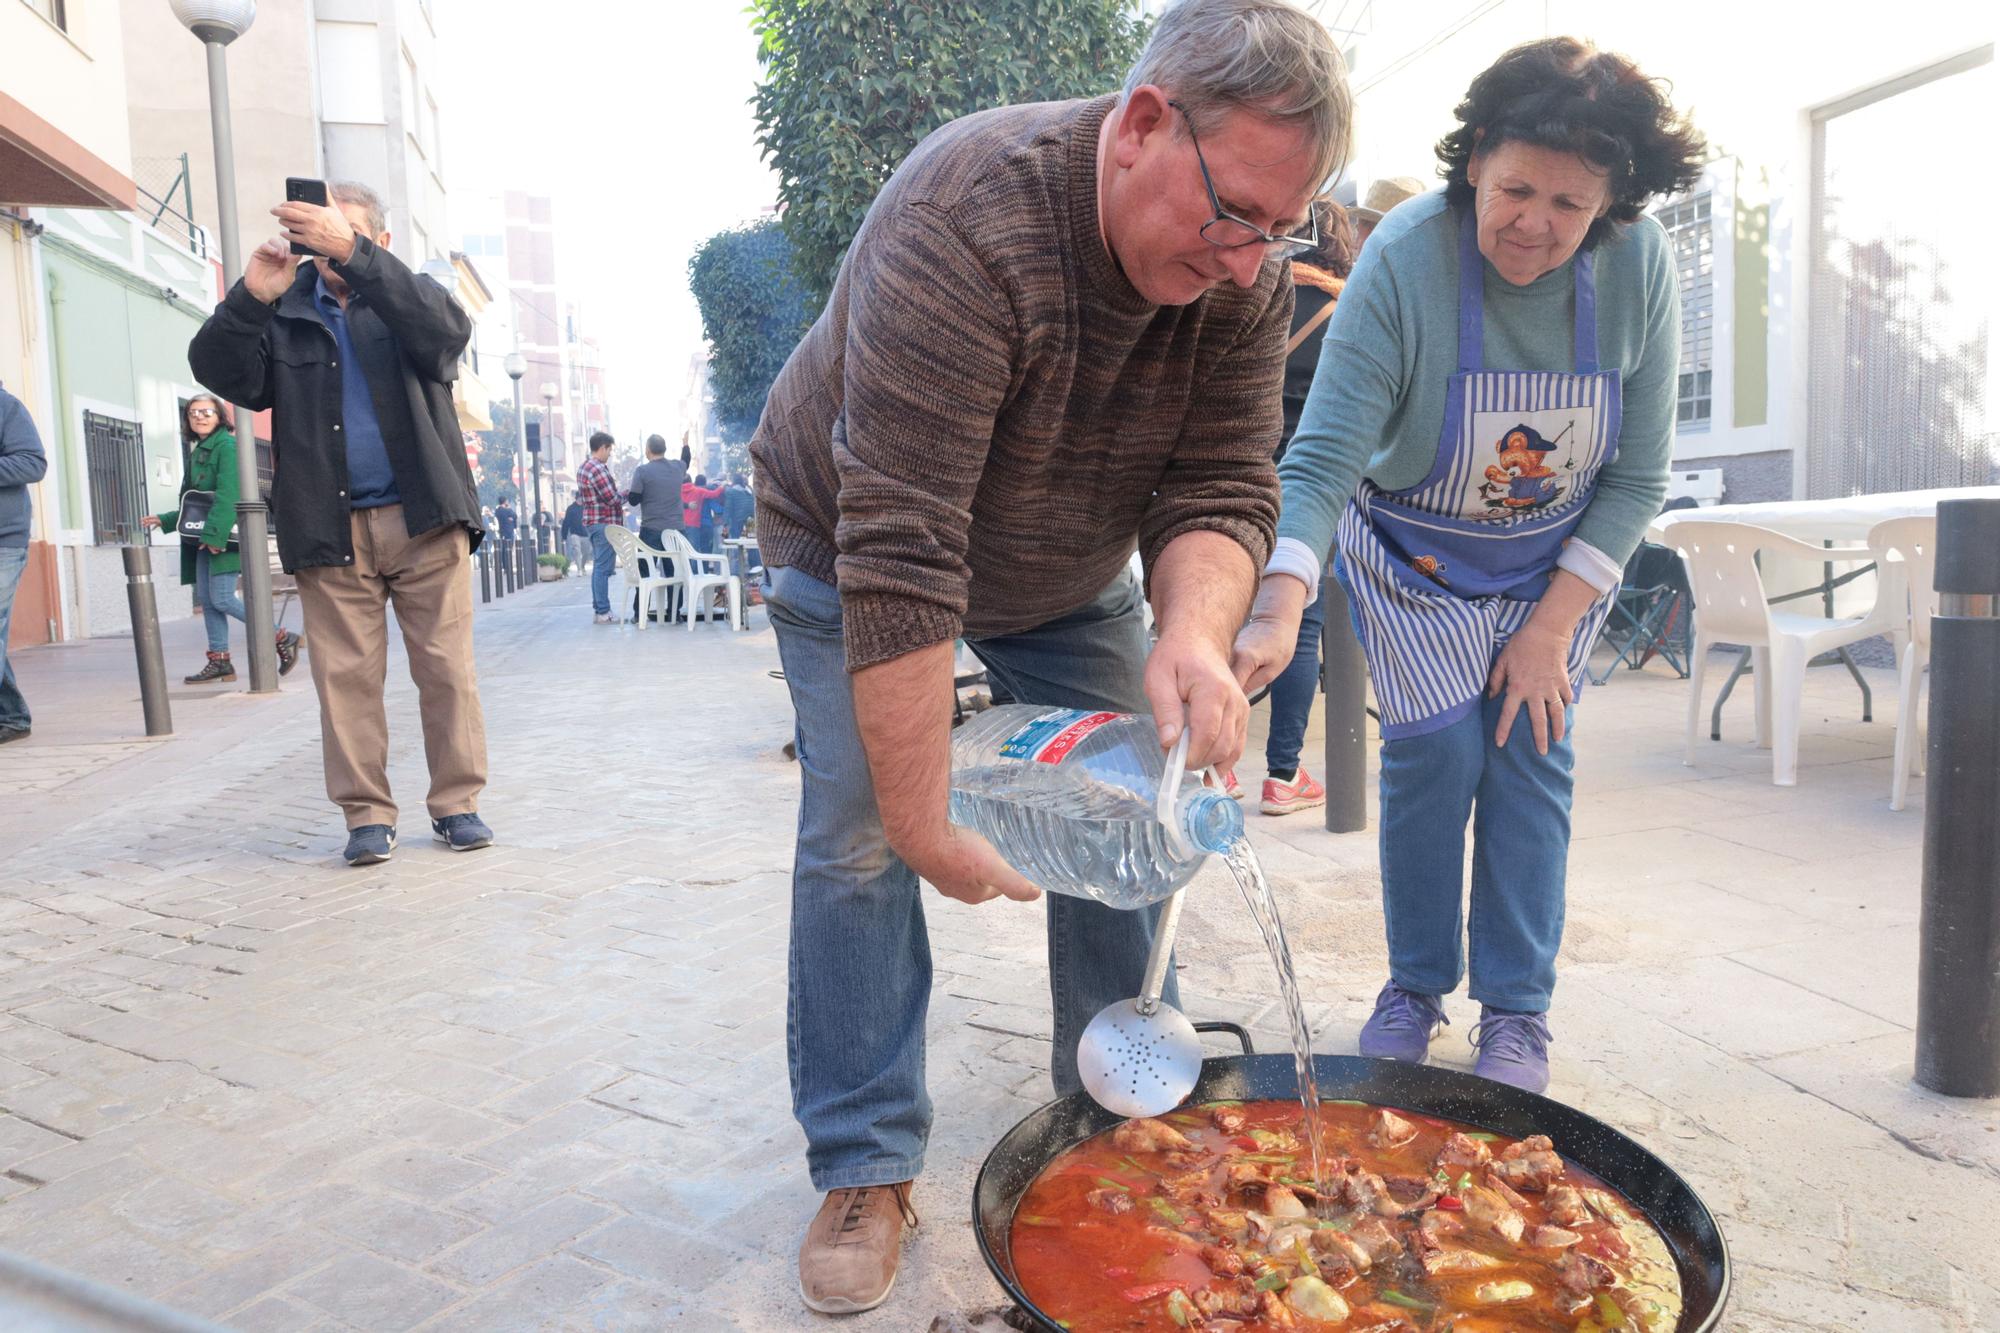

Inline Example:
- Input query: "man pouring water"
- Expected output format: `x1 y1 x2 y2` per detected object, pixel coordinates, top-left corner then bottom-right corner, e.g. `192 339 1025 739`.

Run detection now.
748 0 1351 1316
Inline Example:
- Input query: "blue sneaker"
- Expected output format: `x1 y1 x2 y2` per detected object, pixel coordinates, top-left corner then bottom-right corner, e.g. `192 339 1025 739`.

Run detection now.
1470 1008 1553 1093
432 812 494 852
1358 980 1448 1063
343 824 397 866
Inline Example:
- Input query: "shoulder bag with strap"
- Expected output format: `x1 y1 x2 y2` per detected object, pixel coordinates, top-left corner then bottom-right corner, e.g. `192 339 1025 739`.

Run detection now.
1283 300 1338 356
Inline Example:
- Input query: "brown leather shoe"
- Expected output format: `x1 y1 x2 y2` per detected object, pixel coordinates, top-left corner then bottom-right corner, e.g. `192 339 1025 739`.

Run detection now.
798 1180 917 1314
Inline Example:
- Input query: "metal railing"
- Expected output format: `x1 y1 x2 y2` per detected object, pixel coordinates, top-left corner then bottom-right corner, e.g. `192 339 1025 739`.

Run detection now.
132 155 211 259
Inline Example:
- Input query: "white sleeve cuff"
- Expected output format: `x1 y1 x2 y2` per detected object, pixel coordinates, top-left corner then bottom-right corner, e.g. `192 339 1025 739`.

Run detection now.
1264 537 1323 602
1558 539 1622 594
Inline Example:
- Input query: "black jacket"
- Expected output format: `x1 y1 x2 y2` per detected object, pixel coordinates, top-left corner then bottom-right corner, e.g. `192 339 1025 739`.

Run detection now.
189 235 480 572
1277 284 1336 461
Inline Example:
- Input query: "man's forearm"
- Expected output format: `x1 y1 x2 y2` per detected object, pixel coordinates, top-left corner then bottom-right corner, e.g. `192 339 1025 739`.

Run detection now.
851 638 957 855
1151 529 1259 650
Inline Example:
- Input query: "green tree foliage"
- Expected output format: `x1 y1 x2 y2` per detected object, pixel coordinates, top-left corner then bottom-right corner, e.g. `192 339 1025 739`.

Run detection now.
474 399 523 511
750 0 1149 301
686 218 817 443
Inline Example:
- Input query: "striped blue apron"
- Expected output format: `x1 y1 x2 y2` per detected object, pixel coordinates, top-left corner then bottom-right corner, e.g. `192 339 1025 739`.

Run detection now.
1334 209 1622 740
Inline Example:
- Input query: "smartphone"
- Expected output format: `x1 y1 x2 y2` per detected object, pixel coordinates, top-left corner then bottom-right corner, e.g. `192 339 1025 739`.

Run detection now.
285 177 329 255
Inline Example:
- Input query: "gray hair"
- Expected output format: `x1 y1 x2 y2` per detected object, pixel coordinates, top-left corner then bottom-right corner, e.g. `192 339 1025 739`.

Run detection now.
1123 0 1353 193
328 180 388 238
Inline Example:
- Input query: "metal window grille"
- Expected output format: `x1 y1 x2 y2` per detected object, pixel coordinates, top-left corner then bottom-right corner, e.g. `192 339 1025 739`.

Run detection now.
1655 192 1714 430
1807 50 1994 498
83 411 147 546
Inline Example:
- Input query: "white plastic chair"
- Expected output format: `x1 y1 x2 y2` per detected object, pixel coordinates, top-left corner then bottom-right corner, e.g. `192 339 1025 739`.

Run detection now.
1670 521 1896 787
604 526 680 628
1867 516 1937 810
665 531 743 630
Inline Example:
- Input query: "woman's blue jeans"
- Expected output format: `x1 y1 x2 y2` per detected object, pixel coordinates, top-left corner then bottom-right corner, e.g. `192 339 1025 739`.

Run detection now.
764 565 1179 1192
193 548 247 653
1377 691 1576 1014
1264 580 1327 774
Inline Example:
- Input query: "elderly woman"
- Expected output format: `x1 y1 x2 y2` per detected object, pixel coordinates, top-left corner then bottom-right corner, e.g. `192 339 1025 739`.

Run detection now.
1233 38 1704 1092
141 396 302 682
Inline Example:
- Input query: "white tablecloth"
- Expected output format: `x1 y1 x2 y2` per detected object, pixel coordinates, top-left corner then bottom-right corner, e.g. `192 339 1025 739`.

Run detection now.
1648 485 2000 544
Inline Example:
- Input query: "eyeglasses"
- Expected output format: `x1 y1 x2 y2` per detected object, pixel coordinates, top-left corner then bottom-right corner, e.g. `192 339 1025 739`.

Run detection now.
1168 101 1319 261
188 408 218 419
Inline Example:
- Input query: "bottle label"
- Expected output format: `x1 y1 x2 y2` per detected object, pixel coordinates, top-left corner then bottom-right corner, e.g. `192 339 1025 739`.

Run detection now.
998 708 1120 764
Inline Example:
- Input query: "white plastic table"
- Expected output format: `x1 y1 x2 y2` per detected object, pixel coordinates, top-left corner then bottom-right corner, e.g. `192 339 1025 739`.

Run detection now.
1649 486 2000 544
1649 486 2000 736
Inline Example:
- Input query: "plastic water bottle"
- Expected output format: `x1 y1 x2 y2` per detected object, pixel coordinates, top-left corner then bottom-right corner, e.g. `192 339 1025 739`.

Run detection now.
947 705 1245 909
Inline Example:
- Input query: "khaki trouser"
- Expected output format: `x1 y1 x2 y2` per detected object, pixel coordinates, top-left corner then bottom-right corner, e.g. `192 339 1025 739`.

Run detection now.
295 505 487 829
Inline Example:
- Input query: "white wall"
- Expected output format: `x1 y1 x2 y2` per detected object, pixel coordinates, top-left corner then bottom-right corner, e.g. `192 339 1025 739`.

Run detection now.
1 2 133 184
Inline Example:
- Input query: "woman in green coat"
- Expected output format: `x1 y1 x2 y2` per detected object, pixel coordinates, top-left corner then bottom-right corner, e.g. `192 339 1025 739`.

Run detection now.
140 396 301 682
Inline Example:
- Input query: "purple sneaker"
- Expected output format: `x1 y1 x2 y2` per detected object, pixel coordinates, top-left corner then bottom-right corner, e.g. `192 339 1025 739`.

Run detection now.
1470 1009 1553 1093
1358 980 1448 1064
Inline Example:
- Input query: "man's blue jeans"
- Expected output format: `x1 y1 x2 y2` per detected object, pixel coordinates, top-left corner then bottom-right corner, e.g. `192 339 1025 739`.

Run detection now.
0 545 28 730
193 548 248 654
1264 579 1327 774
586 525 615 615
764 565 1179 1191
1377 691 1576 1014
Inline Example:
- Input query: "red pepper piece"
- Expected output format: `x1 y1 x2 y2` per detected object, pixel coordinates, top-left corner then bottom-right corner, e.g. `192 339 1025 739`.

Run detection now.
1121 1281 1187 1303
1435 1194 1464 1211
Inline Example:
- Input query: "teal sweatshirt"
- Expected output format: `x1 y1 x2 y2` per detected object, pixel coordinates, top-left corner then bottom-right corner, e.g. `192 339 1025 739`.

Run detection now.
1275 190 1677 578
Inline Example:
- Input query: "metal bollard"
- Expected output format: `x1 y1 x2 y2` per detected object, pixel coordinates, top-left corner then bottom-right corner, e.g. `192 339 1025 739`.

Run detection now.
478 544 491 603
503 539 516 594
121 545 173 737
1914 497 2000 1099
1321 575 1368 834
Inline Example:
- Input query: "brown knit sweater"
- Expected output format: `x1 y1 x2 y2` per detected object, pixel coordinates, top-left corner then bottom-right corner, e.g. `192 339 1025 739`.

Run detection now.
750 95 1289 672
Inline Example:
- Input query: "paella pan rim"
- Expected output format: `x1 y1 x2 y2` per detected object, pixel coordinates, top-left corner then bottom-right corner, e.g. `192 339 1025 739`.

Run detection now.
973 1051 1731 1333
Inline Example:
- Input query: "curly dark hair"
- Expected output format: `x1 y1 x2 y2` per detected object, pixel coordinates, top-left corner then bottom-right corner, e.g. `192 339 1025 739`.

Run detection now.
1436 37 1707 249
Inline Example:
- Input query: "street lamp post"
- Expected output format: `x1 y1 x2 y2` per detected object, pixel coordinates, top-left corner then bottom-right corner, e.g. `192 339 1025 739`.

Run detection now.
171 0 278 693
536 383 556 556
504 351 527 585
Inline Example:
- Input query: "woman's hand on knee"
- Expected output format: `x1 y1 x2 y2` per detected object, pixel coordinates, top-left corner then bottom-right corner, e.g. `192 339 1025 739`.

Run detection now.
1487 622 1575 754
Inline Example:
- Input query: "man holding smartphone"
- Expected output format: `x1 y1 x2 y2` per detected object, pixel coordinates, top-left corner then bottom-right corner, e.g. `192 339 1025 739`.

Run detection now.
189 179 494 866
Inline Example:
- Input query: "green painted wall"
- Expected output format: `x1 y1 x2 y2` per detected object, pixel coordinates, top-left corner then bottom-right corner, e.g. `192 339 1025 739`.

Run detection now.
42 243 208 533
1732 163 1771 430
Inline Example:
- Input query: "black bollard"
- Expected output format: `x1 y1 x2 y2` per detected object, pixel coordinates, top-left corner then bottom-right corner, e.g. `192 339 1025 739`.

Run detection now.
121 545 173 737
1321 576 1368 834
1914 497 2000 1099
479 544 491 603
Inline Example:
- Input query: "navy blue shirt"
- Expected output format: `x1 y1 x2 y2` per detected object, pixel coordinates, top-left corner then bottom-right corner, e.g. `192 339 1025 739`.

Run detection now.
314 272 400 509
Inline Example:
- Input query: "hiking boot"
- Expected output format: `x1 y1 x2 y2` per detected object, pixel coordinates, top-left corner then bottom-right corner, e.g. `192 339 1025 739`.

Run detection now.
343 824 397 866
184 652 235 684
431 812 494 852
1358 980 1448 1064
798 1181 917 1315
1261 766 1327 816
1470 1008 1553 1094
275 630 304 676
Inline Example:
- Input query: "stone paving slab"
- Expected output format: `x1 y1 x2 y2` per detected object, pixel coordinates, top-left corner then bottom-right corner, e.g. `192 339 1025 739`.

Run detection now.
1 576 1996 1331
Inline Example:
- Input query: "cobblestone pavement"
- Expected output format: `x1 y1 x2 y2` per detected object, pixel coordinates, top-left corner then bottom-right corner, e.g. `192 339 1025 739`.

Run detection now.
1 575 1996 1331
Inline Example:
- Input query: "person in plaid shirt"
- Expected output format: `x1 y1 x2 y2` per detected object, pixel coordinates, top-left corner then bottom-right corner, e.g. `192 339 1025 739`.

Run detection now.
577 432 624 622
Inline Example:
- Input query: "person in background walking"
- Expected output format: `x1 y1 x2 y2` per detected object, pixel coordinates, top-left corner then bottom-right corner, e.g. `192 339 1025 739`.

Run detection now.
720 472 756 581
577 431 624 623
189 178 493 867
0 382 47 745
139 395 302 684
682 473 724 553
560 496 586 576
1240 199 1356 816
493 497 517 551
625 433 688 580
